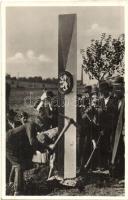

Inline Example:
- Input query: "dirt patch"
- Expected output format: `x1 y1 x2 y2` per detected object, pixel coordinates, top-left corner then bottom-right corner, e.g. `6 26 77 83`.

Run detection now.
6 165 124 196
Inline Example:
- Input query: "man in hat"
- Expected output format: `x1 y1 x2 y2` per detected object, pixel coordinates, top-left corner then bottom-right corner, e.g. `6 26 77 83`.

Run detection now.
20 112 29 125
91 85 99 110
84 85 92 101
79 85 101 173
6 109 21 130
98 81 118 170
110 76 125 178
112 76 124 109
34 90 57 130
79 86 91 166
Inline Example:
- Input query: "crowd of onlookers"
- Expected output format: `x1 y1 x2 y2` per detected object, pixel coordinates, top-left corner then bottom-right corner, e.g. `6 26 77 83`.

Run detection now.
77 76 124 178
6 75 125 195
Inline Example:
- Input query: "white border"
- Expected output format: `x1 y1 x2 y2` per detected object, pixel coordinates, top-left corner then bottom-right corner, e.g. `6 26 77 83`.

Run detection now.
1 0 127 7
1 0 128 199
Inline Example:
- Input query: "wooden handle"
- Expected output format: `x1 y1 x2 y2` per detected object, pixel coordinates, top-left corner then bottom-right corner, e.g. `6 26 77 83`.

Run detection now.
48 120 71 152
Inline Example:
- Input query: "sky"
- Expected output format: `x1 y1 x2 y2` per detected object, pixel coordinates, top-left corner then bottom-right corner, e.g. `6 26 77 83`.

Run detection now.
6 6 124 84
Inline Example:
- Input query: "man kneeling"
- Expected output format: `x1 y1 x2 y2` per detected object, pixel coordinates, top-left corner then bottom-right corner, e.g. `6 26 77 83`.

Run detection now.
6 121 51 195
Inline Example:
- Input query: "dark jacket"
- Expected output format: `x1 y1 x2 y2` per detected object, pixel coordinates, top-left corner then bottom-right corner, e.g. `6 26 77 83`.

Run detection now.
97 96 119 155
98 96 118 132
6 122 44 165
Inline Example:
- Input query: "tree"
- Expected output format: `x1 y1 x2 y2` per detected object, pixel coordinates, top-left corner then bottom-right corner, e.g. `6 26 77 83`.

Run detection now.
80 33 125 81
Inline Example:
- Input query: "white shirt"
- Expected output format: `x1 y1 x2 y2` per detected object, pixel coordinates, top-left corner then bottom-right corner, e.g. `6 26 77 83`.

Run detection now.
104 96 110 106
8 120 15 129
118 100 122 110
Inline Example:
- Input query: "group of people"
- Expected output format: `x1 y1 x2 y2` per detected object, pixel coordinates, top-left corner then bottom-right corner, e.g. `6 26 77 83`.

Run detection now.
6 89 58 195
6 75 125 195
78 76 124 178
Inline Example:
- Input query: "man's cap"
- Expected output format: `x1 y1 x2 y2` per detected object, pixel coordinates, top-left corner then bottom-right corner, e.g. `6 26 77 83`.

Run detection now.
99 81 110 90
112 76 124 85
84 85 92 93
77 94 82 98
91 85 99 94
47 91 55 98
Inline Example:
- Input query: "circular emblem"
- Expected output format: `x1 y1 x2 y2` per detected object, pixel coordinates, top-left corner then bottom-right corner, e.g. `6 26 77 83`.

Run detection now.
58 71 73 94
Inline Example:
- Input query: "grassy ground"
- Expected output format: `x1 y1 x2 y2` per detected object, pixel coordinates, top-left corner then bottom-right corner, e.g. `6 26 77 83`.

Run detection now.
6 164 124 196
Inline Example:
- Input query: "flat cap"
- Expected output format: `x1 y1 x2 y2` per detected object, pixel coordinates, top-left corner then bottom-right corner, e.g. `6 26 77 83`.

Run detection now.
112 76 124 85
84 85 92 93
99 81 110 90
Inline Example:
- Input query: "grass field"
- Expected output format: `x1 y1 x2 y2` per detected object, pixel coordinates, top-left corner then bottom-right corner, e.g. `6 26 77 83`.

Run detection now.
10 88 57 106
9 88 58 117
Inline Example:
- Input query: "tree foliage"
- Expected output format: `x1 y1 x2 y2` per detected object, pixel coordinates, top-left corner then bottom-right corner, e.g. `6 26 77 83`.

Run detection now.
6 74 58 84
81 33 125 81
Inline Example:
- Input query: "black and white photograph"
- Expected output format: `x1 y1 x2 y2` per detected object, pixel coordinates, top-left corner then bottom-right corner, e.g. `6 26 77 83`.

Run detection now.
2 3 126 197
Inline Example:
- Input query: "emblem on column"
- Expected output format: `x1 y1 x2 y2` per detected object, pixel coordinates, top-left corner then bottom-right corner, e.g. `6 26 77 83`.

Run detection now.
58 71 73 94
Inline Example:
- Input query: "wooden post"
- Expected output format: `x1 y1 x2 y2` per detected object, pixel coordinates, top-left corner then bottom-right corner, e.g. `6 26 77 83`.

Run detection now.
58 14 77 179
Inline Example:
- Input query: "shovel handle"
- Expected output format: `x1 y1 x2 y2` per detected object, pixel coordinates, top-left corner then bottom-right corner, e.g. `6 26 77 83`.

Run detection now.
48 120 71 152
84 132 102 169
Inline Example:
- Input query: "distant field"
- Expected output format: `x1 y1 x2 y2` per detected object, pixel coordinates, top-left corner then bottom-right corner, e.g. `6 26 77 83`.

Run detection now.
10 88 57 106
9 88 58 116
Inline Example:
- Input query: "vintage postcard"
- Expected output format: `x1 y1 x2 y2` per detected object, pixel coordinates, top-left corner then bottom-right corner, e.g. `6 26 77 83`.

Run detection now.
1 0 127 199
